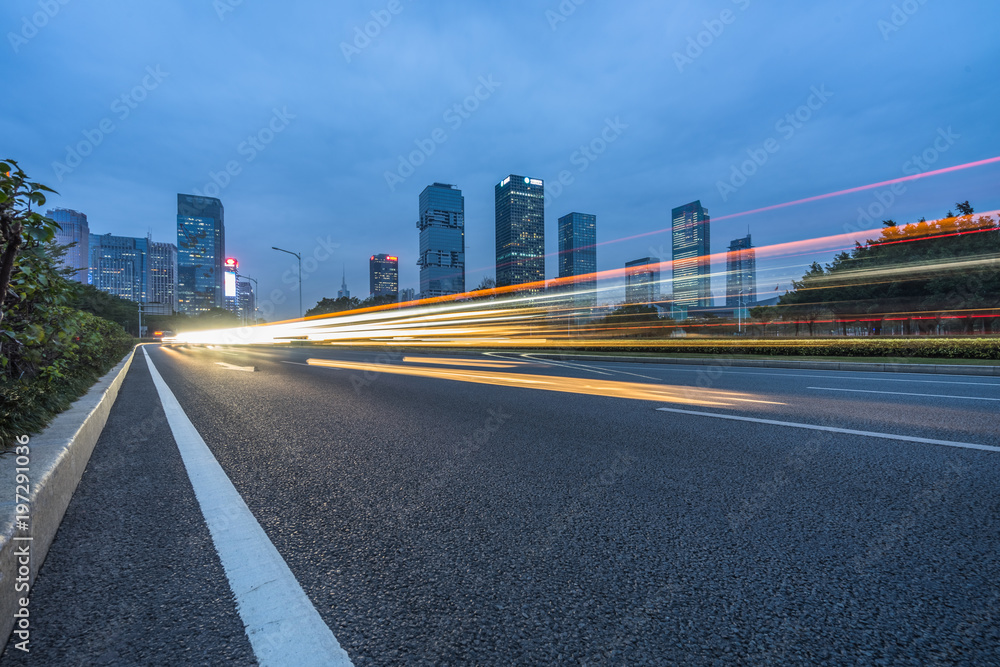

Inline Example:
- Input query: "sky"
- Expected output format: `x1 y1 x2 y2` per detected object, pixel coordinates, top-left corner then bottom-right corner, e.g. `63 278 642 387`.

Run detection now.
2 0 999 320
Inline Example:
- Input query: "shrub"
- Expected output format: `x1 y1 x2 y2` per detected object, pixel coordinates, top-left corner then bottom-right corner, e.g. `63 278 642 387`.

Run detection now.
0 307 133 446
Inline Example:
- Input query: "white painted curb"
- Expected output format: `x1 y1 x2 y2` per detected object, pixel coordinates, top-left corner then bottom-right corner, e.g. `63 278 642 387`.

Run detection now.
0 346 137 650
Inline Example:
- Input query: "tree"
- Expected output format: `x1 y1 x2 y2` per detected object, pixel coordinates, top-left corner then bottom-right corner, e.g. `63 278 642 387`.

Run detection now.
305 296 361 317
69 283 141 335
597 304 661 338
749 305 777 337
1 159 59 324
778 201 1000 335
467 276 497 301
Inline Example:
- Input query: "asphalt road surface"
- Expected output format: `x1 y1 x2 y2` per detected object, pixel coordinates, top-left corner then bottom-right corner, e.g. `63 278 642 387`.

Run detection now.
5 344 1000 665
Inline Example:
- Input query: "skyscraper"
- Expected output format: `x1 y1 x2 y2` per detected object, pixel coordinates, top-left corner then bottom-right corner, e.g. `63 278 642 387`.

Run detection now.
370 254 399 298
417 183 465 297
625 257 660 305
671 200 712 308
495 175 544 289
558 212 597 308
177 193 225 315
237 279 255 322
146 238 178 315
726 234 757 308
337 267 350 299
89 233 148 302
48 207 89 282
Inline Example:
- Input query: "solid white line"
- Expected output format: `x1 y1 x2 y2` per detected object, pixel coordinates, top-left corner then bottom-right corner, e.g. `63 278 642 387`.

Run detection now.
143 348 352 667
215 362 256 372
655 406 1000 453
808 386 1000 402
518 353 659 380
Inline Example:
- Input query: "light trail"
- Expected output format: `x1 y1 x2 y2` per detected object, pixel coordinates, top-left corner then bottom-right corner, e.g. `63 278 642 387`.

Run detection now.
304 358 786 407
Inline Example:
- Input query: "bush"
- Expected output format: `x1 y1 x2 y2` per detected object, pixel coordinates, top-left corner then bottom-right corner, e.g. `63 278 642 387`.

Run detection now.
557 338 1000 360
0 307 133 447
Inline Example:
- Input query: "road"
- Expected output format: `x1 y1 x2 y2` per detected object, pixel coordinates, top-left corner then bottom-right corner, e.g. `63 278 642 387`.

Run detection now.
4 344 1000 665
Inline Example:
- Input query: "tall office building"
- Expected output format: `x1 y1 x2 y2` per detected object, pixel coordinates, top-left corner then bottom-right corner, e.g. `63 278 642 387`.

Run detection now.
146 238 178 315
400 288 416 303
370 254 399 298
237 279 255 322
89 234 148 302
625 257 660 305
417 183 465 297
177 193 225 315
337 267 350 299
48 208 89 282
495 175 544 289
558 212 597 309
671 200 712 308
726 234 757 308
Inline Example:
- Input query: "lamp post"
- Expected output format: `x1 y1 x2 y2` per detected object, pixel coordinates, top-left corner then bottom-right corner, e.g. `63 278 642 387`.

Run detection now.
738 289 744 335
271 246 302 318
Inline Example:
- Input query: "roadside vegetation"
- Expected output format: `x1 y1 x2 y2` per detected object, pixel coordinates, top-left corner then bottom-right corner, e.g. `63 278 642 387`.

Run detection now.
0 160 134 448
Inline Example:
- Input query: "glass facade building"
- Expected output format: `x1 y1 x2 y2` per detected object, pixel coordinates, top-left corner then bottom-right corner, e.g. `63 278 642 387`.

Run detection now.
89 234 148 302
370 254 399 298
495 175 544 289
48 208 89 282
177 194 225 315
146 239 178 315
726 234 757 308
558 212 597 309
625 257 661 305
671 200 712 308
418 183 465 297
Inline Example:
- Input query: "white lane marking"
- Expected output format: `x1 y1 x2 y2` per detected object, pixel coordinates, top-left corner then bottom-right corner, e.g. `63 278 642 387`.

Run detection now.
807 386 1000 402
516 353 660 380
655 406 1000 453
143 348 352 667
281 360 335 369
215 362 256 372
587 364 1000 386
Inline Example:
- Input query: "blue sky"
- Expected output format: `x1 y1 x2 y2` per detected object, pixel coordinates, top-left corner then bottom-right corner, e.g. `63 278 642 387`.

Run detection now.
2 0 998 319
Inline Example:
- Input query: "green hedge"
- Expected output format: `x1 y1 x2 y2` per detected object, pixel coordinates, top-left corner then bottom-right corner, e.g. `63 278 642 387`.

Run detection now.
561 338 1000 360
0 308 134 447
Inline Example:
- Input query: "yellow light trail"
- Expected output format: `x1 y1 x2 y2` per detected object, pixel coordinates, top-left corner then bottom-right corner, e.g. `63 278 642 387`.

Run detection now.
401 356 529 368
305 358 786 407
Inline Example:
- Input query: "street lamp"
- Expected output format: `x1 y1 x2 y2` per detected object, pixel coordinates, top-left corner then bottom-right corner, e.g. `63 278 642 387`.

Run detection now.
738 289 744 335
271 246 302 318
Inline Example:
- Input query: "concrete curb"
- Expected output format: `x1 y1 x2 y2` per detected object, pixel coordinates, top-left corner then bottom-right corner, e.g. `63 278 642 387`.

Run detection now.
523 353 1000 376
0 346 137 651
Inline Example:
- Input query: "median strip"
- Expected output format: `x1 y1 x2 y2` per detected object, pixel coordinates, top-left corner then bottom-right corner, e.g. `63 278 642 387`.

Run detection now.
142 348 351 667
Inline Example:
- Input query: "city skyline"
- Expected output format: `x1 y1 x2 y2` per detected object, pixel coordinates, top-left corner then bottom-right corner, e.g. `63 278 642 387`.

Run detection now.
5 2 998 319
